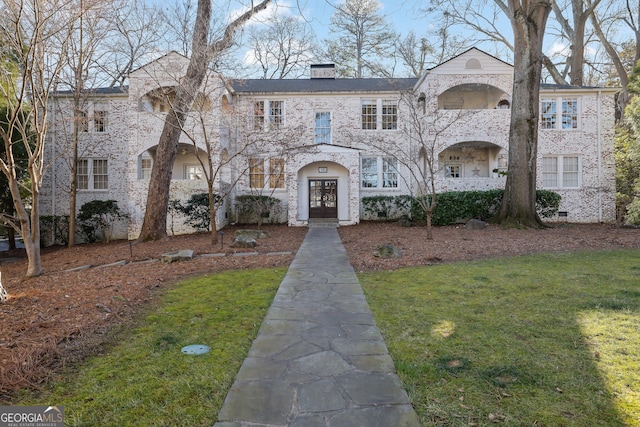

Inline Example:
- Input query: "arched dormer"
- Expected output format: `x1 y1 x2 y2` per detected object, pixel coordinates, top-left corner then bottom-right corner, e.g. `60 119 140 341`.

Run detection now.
438 83 510 110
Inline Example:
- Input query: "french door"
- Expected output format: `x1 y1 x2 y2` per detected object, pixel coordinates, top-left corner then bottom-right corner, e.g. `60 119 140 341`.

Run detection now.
309 179 337 218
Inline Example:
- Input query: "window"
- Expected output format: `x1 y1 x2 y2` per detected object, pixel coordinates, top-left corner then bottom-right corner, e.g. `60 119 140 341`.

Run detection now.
562 98 578 129
445 164 462 178
253 101 265 130
315 112 331 144
253 100 284 130
361 99 398 131
78 110 88 132
269 100 284 129
541 97 579 129
541 99 557 129
542 155 580 188
269 158 284 189
361 156 399 188
140 157 152 179
382 100 398 130
382 158 398 187
361 158 377 187
185 165 204 180
77 158 108 190
94 110 107 132
361 100 377 130
249 158 264 188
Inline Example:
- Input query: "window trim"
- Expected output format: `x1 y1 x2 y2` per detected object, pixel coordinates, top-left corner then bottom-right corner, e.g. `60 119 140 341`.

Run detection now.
361 156 399 189
542 155 581 188
315 111 331 144
540 96 580 130
77 158 109 191
361 98 399 131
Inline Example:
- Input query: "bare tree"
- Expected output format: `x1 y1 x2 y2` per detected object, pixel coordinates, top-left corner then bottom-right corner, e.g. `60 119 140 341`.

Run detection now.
494 0 552 228
138 0 271 242
394 32 435 78
246 10 318 79
0 0 76 277
57 0 111 247
104 0 165 88
324 0 396 78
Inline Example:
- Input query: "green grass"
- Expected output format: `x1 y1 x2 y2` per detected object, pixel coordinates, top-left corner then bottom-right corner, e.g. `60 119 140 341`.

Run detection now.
360 250 640 427
14 268 286 426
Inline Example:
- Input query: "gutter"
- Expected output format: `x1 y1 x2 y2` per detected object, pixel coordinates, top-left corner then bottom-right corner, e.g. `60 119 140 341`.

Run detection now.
597 89 602 222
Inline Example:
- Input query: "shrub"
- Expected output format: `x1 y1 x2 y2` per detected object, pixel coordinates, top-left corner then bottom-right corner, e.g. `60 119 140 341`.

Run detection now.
77 200 129 243
235 195 282 226
410 189 560 225
175 192 221 232
361 195 412 220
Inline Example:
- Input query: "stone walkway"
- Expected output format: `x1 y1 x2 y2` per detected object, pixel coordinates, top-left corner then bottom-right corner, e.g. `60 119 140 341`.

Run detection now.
213 227 419 427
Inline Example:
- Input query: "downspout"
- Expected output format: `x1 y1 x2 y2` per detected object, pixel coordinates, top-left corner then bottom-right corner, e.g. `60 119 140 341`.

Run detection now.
596 89 602 222
51 99 57 246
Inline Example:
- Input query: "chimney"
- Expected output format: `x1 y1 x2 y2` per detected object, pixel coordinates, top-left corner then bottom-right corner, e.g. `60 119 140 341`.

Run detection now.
310 64 336 79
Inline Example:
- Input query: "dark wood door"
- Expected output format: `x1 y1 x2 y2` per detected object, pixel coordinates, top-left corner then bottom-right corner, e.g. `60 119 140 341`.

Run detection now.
309 179 337 218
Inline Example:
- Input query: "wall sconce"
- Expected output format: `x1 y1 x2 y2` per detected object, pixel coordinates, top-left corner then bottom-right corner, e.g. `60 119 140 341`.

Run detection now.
179 148 188 156
498 155 507 168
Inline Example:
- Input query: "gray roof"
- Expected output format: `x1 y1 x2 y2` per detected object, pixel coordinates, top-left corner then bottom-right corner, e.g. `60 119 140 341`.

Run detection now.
229 78 418 94
54 86 129 96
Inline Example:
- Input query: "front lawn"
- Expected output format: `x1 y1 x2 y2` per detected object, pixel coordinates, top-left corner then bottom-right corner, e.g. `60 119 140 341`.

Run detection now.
13 268 285 426
361 249 640 426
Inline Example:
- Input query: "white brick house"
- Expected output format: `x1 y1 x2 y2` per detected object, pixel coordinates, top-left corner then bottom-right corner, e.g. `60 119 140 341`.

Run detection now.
42 48 617 241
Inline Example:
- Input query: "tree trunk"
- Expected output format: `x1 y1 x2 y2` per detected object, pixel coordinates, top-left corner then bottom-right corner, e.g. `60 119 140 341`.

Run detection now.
495 0 551 228
137 0 270 241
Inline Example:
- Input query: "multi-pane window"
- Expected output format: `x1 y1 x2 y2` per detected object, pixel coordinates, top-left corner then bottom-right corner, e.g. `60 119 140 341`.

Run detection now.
253 101 265 130
186 165 204 180
562 98 578 129
94 109 107 132
253 100 284 130
361 157 399 188
315 112 331 144
361 100 377 130
382 157 398 187
269 158 285 189
77 158 108 190
361 158 378 187
445 164 462 178
78 110 88 132
381 100 398 130
269 100 284 129
541 97 579 129
541 99 557 129
141 157 152 179
362 99 398 131
249 158 265 188
542 155 580 188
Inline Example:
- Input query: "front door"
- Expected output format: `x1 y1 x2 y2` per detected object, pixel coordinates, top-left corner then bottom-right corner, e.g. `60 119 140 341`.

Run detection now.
309 179 337 218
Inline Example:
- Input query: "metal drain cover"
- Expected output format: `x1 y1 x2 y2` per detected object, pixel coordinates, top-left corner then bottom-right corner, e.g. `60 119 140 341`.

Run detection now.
181 344 210 355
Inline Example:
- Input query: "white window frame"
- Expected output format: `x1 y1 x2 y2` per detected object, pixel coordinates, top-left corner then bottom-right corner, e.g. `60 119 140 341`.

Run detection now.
252 99 285 130
542 155 581 188
315 111 331 144
185 164 204 180
139 156 152 179
361 156 399 188
361 98 399 131
444 164 463 178
77 158 108 191
540 97 580 130
93 105 108 133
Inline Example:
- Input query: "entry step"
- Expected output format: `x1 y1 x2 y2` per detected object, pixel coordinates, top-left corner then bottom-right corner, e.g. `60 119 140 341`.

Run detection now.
308 219 339 228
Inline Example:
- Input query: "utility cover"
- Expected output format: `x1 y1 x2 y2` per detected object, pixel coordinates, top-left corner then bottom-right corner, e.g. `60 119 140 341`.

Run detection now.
181 344 210 355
